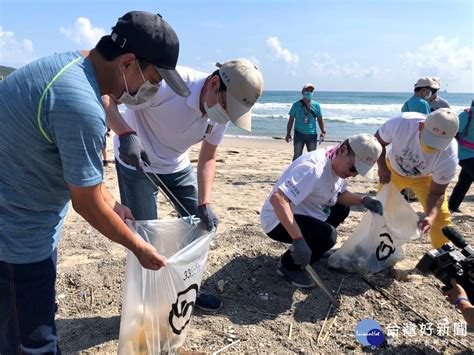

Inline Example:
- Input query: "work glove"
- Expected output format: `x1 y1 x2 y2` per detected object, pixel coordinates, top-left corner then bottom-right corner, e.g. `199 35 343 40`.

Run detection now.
291 238 312 268
197 204 219 231
361 196 384 216
119 132 151 172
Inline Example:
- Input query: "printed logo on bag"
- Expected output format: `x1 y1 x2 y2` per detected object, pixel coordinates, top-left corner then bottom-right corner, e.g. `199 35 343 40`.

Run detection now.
355 319 385 348
169 284 199 335
376 233 396 261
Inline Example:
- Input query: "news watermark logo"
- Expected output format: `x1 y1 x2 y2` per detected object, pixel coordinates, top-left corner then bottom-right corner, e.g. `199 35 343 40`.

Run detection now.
355 319 385 348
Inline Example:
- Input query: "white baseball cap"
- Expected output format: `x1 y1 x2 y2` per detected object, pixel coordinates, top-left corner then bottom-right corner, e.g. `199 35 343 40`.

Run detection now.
420 108 459 151
347 133 383 178
414 76 435 89
302 83 315 91
216 59 264 131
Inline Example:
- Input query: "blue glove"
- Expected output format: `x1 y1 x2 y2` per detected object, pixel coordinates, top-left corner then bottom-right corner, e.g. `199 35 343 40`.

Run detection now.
197 204 219 231
362 196 384 216
291 238 312 268
119 132 151 172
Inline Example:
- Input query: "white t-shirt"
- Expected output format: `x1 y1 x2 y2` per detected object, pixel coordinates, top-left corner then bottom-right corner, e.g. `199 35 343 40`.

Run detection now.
113 66 229 174
260 148 348 233
377 112 458 184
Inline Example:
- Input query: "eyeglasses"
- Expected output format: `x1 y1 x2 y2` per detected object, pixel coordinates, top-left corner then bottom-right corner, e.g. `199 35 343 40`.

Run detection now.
348 155 357 174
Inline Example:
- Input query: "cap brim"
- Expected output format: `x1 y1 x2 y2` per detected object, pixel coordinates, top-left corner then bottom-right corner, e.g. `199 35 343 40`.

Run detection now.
226 92 252 131
354 155 376 179
420 128 452 151
156 67 190 97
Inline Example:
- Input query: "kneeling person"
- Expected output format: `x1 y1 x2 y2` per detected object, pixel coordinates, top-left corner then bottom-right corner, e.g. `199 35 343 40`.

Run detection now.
260 134 383 288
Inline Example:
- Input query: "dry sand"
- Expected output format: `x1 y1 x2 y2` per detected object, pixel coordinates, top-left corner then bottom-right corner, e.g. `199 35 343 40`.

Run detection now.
56 135 473 353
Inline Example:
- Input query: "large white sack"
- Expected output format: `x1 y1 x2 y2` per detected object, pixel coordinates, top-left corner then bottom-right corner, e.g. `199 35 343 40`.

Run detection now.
328 183 419 273
118 218 214 354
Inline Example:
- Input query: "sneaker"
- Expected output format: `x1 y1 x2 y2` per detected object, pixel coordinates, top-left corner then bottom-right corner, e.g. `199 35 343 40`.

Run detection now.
195 292 223 311
276 261 315 289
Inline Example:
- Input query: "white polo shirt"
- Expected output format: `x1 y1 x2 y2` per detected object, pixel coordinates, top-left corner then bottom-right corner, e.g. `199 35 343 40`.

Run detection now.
260 148 348 233
113 66 229 174
377 112 458 185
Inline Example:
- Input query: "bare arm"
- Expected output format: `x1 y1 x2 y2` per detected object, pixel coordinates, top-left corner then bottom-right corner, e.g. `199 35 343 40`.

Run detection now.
102 95 134 135
286 116 295 142
419 181 448 233
69 183 166 269
270 189 303 240
317 115 326 140
197 140 218 205
374 130 391 184
336 191 363 206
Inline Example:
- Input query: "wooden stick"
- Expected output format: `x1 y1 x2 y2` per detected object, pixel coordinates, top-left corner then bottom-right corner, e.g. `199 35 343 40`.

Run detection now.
316 277 345 344
212 339 241 355
322 315 338 342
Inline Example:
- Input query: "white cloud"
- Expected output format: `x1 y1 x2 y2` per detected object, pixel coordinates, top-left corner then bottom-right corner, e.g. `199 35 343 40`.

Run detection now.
60 17 106 47
0 27 36 67
311 52 379 79
266 36 299 65
402 36 474 91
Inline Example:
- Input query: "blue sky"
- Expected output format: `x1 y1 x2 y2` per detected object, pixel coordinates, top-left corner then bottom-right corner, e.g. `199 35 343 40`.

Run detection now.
1 0 473 92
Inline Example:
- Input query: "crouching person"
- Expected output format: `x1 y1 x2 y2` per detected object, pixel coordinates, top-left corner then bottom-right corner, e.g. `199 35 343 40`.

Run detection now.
260 134 383 288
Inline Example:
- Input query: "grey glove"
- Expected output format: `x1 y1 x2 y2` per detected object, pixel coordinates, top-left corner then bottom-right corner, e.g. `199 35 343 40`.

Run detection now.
291 238 312 268
197 204 219 231
119 132 151 172
362 196 384 216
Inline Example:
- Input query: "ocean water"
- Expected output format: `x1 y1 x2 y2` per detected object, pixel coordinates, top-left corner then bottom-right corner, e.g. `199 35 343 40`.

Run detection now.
226 91 473 141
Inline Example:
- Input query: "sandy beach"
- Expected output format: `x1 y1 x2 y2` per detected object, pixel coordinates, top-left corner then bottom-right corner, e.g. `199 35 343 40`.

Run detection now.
56 135 473 353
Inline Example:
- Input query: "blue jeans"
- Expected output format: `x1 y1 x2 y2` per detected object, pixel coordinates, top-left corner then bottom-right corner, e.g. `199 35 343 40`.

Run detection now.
293 130 318 161
116 162 198 220
0 251 60 354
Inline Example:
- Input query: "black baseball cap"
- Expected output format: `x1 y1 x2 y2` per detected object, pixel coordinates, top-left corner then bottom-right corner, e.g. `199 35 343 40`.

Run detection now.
111 11 190 97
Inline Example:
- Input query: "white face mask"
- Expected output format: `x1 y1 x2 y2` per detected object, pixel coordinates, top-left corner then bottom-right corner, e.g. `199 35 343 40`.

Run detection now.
204 87 230 124
118 61 159 106
424 89 432 100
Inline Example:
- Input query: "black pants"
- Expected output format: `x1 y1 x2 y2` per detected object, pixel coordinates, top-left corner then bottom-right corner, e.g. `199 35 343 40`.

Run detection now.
267 204 350 270
449 158 474 211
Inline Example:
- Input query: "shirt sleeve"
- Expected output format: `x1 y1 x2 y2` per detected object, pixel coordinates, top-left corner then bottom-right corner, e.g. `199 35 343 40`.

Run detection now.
277 163 318 206
458 111 468 133
377 115 402 144
421 101 431 114
204 122 229 145
313 102 323 118
432 143 458 184
289 102 297 116
47 92 106 187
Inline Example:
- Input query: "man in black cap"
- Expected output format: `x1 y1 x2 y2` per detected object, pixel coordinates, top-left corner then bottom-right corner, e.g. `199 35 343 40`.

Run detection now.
0 11 188 353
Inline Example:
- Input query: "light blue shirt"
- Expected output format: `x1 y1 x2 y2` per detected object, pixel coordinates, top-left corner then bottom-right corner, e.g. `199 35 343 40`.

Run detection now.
457 109 474 161
289 100 323 135
0 51 106 263
401 96 431 114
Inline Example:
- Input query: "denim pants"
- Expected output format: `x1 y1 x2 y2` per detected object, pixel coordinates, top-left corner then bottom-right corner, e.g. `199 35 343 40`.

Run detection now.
449 157 474 211
116 162 198 220
293 130 318 161
267 204 350 270
0 251 60 354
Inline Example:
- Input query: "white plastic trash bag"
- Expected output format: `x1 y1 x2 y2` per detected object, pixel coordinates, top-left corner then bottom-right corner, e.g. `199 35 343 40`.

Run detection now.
328 183 419 273
118 218 214 354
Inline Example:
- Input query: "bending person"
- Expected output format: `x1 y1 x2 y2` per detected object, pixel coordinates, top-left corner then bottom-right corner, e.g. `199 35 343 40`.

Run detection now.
260 134 383 288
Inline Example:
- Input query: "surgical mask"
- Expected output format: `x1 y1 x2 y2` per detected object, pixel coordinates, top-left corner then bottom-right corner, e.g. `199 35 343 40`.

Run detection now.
118 61 159 106
304 92 313 100
204 88 230 124
420 140 438 153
